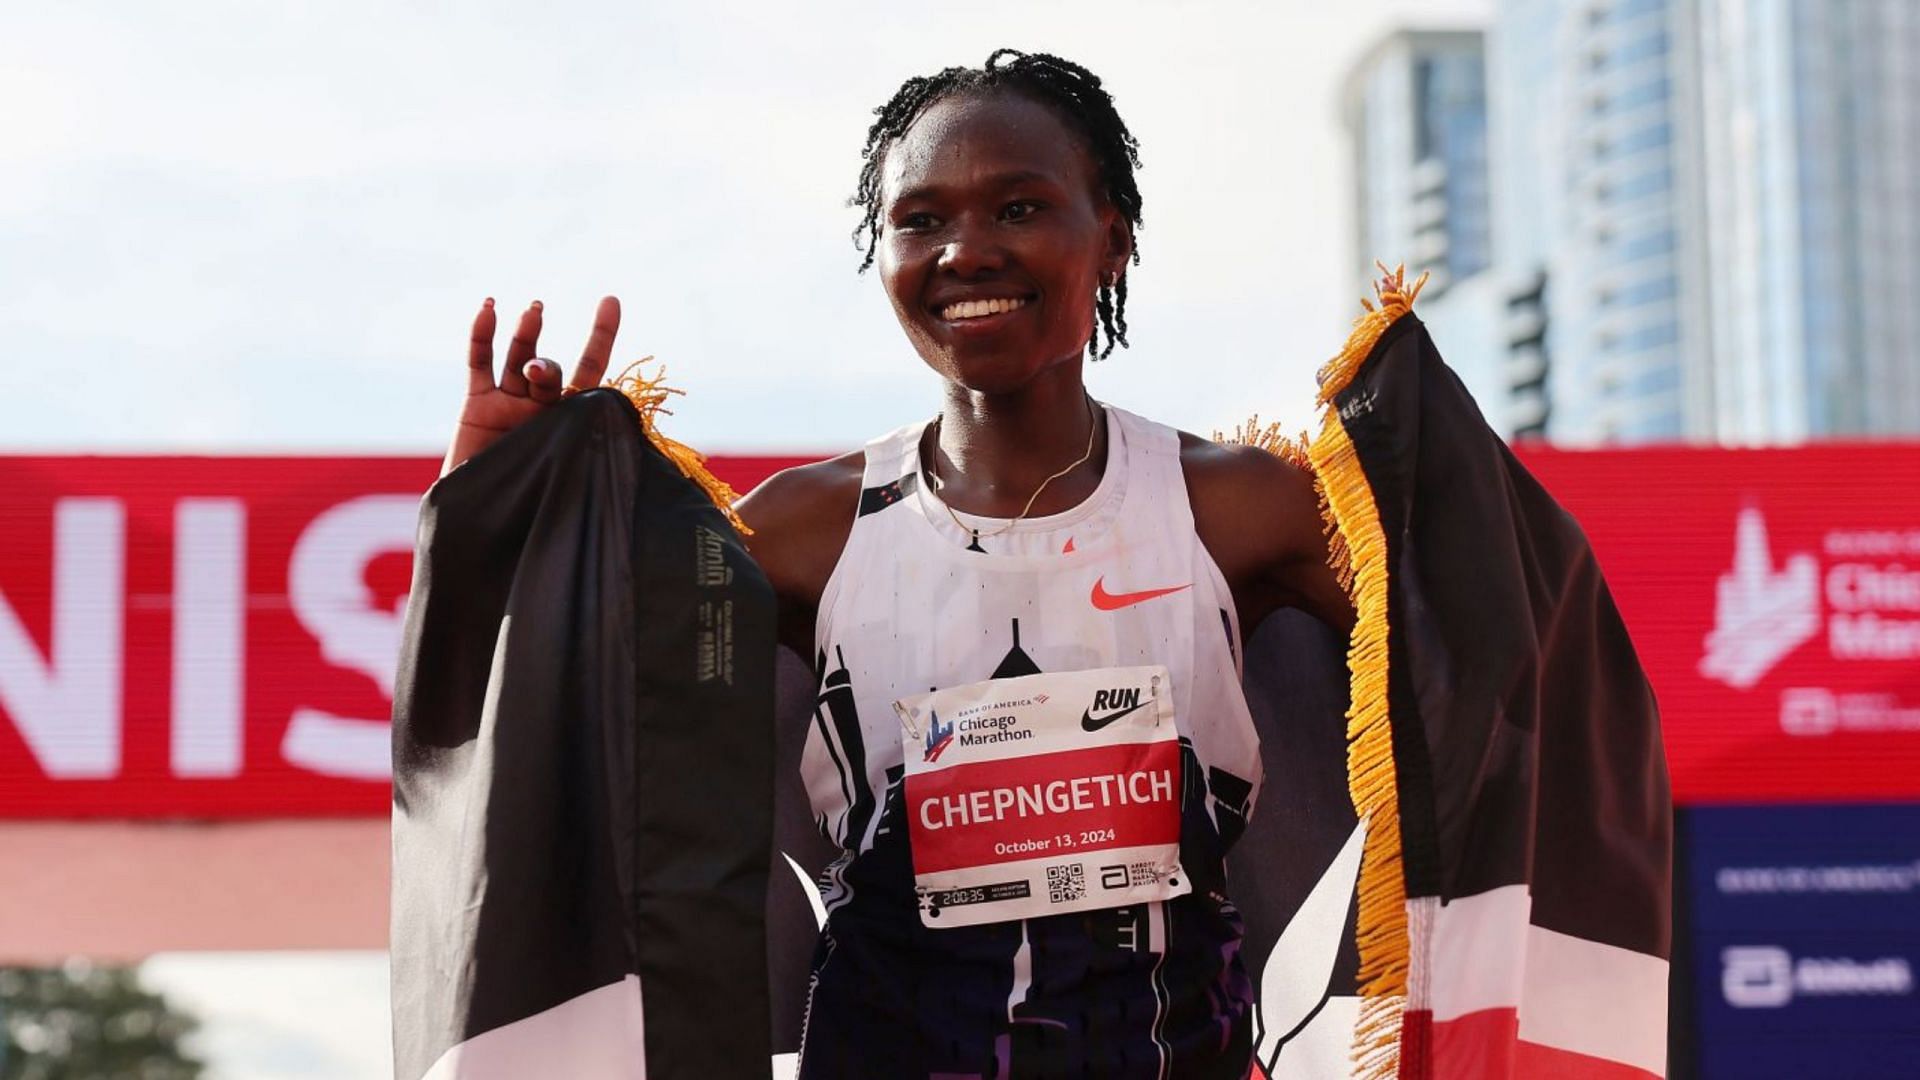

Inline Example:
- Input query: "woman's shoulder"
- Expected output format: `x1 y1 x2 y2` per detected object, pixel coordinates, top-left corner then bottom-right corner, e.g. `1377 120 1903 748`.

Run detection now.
1170 427 1324 586
1173 428 1314 496
741 449 867 508
733 449 866 610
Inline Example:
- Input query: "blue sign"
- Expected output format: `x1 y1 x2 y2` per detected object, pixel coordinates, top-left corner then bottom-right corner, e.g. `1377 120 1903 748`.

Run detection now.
1685 804 1920 1078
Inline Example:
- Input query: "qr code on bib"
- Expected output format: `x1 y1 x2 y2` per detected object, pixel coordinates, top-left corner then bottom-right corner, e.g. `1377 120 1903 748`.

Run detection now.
1046 863 1085 903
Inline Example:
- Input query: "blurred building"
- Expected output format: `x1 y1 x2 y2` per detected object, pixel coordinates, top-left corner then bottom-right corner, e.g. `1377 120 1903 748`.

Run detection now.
1690 0 1920 442
1348 0 1920 444
1339 29 1510 434
1502 0 1703 443
1341 29 1493 297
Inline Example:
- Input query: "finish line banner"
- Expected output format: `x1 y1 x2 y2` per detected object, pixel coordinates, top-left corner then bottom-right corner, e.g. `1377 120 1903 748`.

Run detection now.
2 445 1918 817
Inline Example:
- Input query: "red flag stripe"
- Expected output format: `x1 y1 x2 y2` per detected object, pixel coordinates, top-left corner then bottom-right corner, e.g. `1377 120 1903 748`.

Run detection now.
1403 1007 1661 1080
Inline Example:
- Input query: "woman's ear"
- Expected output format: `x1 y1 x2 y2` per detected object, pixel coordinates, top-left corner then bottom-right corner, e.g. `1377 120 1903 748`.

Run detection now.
1103 215 1135 282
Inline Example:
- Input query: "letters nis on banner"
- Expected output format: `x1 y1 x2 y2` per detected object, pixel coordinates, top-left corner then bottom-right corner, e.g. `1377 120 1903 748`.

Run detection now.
0 454 784 817
0 457 440 815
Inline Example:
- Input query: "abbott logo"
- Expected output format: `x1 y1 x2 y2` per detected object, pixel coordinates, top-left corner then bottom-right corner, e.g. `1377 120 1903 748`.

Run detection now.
1700 508 1820 689
1722 946 1794 1007
1722 946 1915 1008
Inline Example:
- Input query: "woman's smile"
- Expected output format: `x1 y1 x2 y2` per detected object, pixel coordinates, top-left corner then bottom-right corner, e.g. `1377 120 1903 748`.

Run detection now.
931 291 1038 343
937 295 1030 322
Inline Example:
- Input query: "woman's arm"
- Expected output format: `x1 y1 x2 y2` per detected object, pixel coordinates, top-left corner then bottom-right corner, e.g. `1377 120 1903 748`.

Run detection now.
732 451 866 659
1181 434 1355 637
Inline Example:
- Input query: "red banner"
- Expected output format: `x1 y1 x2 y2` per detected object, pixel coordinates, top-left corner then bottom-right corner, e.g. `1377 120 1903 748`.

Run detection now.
1524 444 1920 802
0 457 432 817
2 445 1917 817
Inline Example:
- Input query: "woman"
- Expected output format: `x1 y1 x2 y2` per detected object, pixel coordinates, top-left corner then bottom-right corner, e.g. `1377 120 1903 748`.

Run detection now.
447 50 1351 1079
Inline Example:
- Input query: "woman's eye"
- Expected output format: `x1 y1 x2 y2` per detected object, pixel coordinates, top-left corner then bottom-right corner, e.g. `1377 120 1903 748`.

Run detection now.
898 212 937 230
1002 200 1041 221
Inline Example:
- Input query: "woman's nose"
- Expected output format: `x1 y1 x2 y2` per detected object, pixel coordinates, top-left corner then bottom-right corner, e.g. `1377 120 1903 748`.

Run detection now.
937 218 1006 278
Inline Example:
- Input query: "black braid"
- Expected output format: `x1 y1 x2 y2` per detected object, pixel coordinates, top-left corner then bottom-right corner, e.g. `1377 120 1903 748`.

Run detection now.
850 49 1144 361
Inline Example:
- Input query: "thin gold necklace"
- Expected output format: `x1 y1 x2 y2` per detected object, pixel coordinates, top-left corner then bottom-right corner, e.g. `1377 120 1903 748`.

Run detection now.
926 397 1101 549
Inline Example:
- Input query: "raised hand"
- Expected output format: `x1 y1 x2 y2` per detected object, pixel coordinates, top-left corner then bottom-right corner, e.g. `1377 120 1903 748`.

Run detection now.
442 295 623 476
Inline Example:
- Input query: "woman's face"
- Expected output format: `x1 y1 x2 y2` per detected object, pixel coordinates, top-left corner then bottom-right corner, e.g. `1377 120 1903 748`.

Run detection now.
876 90 1130 396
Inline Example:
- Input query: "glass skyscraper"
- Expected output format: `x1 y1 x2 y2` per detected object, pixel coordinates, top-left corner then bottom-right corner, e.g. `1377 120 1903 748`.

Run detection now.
1691 0 1920 442
1344 30 1493 295
1488 0 1698 443
1362 0 1920 445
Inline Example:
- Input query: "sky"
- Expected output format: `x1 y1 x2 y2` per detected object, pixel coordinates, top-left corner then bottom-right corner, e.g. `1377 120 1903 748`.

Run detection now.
5 1 1492 1075
142 952 391 1080
1 0 1489 460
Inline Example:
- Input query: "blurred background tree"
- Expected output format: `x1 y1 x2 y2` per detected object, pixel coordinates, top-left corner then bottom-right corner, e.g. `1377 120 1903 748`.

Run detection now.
0 962 204 1080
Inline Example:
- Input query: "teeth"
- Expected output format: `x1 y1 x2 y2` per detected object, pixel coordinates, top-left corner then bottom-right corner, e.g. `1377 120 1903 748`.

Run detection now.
941 297 1028 321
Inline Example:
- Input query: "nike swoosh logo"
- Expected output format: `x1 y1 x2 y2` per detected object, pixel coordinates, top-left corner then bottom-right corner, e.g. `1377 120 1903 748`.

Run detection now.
1090 576 1191 611
1081 699 1153 732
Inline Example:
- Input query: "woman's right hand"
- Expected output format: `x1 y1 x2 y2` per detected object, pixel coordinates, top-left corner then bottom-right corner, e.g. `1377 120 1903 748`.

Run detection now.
442 295 624 476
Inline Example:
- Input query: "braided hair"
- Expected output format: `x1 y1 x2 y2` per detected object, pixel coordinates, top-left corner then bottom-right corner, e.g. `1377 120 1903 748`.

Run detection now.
851 49 1144 361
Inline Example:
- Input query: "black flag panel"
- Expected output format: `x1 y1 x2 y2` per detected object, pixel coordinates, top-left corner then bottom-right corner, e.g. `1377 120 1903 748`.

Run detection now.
1300 283 1672 1079
391 389 775 1080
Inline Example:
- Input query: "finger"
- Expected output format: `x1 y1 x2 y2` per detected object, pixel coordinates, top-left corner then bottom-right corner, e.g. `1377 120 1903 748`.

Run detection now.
524 357 564 405
570 295 621 392
501 300 543 397
467 298 497 394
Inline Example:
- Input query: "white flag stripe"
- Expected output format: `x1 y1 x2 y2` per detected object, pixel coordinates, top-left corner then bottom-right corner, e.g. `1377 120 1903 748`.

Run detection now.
1517 924 1668 1078
1421 885 1668 1077
1426 884 1532 1022
420 975 647 1080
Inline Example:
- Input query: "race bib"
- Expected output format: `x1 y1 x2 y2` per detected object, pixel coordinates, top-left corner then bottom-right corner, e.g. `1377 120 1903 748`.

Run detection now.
894 665 1189 929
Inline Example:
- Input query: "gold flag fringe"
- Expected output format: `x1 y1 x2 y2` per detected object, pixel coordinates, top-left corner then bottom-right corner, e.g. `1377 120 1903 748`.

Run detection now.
605 359 753 536
1310 417 1408 1080
1216 415 1355 596
1316 262 1429 409
1310 261 1427 1080
1217 263 1427 1079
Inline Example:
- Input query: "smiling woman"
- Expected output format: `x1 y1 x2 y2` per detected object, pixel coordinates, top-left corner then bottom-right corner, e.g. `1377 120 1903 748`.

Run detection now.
718 49 1349 1080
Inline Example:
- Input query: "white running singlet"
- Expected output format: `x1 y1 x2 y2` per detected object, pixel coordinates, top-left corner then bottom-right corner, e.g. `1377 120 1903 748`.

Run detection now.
797 403 1264 1080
